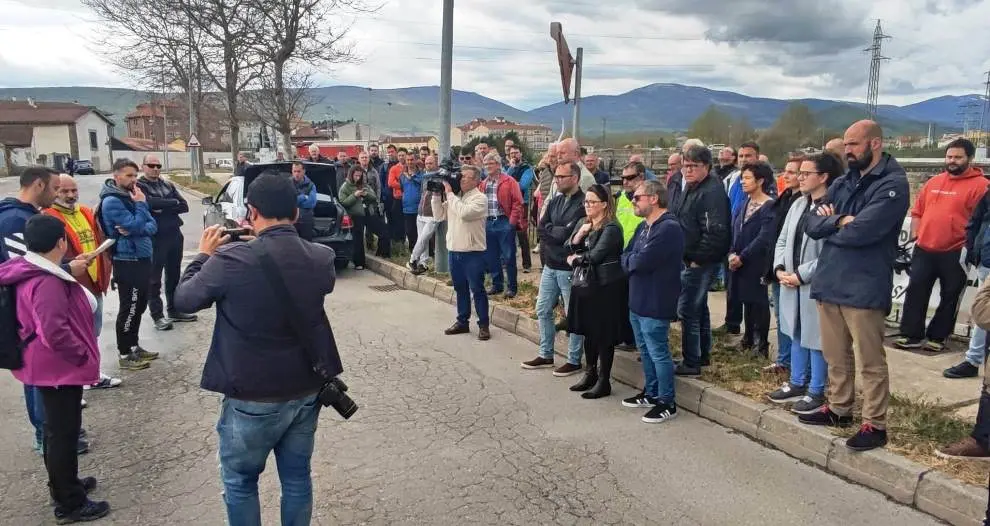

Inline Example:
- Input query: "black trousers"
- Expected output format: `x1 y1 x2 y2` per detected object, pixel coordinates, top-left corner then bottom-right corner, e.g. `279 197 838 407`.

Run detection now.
114 258 152 355
148 231 183 320
517 230 531 269
899 246 968 341
742 299 770 353
367 213 391 257
725 265 743 330
351 215 367 267
40 386 85 510
387 200 404 242
403 214 418 251
584 334 614 379
295 218 315 241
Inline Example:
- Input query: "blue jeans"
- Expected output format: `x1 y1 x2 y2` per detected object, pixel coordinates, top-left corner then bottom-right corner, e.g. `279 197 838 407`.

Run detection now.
217 394 321 526
536 267 584 364
771 283 792 367
788 323 828 396
24 385 44 445
449 251 489 327
485 216 517 293
95 294 104 337
630 313 674 404
967 266 990 366
678 263 717 368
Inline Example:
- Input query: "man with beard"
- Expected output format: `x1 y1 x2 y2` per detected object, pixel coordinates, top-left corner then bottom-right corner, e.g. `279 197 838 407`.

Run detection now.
234 152 250 178
98 158 160 371
506 145 535 272
801 120 909 452
368 143 385 174
715 147 736 180
290 161 318 241
895 138 987 353
380 145 403 244
334 151 352 192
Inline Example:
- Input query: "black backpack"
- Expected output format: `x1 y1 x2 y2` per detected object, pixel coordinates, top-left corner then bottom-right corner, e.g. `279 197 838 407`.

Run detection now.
0 283 33 370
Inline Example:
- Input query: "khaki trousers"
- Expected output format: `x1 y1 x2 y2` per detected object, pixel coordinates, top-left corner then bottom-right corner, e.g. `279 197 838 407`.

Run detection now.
817 302 890 428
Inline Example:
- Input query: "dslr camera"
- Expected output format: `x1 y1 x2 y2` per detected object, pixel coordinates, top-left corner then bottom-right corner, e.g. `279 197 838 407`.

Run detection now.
318 376 358 419
424 156 462 195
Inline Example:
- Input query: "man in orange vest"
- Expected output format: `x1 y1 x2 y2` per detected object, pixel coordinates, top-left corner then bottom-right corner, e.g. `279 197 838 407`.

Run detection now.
44 174 131 384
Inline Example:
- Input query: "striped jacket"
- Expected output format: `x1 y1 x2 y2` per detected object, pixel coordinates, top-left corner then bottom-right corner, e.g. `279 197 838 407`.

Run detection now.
0 197 40 262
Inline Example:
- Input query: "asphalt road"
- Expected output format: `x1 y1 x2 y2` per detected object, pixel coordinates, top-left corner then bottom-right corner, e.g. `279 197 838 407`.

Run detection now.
0 173 943 525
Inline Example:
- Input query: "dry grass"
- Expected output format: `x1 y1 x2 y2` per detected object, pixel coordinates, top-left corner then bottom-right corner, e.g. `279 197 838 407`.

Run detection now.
169 174 222 196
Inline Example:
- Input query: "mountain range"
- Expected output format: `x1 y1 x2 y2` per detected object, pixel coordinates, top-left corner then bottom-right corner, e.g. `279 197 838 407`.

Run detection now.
0 83 981 139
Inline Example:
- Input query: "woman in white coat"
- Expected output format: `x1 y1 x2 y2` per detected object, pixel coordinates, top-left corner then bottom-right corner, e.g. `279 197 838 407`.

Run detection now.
766 153 845 415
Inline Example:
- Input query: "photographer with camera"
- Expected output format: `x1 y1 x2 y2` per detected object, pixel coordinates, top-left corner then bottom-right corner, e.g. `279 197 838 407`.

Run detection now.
173 173 351 526
432 164 491 340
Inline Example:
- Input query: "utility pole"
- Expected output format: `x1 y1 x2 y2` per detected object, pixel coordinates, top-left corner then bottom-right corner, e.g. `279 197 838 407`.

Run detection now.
572 47 583 141
980 70 990 154
187 23 201 182
601 117 606 146
864 20 890 120
435 0 453 273
160 64 170 172
367 88 373 149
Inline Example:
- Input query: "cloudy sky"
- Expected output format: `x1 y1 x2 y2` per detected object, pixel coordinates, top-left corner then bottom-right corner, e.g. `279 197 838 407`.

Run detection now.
1 0 988 110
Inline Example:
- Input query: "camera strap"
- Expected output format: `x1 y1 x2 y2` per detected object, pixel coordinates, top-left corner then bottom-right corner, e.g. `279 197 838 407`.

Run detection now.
249 238 332 381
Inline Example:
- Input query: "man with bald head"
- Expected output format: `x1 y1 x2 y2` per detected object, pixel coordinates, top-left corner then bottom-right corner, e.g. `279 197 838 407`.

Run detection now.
138 154 195 331
825 137 847 171
802 120 909 452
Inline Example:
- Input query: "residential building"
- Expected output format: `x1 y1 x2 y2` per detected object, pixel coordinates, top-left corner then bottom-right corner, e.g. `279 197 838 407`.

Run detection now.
456 117 555 150
380 135 440 153
0 124 34 171
0 99 114 172
126 100 183 146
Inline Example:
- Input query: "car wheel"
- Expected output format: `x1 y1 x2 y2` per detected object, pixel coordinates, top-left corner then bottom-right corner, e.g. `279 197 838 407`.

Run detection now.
334 259 350 272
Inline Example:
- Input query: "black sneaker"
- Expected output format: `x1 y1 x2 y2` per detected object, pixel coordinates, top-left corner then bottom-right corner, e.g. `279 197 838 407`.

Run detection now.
713 325 740 336
767 383 807 404
117 353 150 371
153 317 174 331
486 288 504 296
797 405 853 427
893 337 923 349
167 312 198 322
642 402 678 424
791 394 827 415
521 357 554 369
50 477 97 505
552 363 582 377
54 499 110 524
503 291 517 299
846 423 888 451
674 364 701 377
622 393 657 408
944 361 981 379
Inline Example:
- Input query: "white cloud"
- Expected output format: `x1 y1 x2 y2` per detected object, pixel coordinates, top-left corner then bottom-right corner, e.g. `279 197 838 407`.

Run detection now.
1 0 988 109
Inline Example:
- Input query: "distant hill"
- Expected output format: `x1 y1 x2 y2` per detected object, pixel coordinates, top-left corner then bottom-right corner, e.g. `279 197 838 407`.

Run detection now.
0 83 977 139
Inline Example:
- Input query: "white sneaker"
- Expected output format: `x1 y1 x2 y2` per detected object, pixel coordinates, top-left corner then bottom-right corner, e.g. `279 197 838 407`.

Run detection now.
81 398 88 409
84 374 123 390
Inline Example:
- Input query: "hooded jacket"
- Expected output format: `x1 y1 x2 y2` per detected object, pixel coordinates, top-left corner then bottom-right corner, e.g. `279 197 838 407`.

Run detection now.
97 180 158 260
806 153 910 312
0 253 99 387
911 166 987 253
137 175 189 236
294 175 318 222
400 170 424 214
0 197 39 262
621 212 684 320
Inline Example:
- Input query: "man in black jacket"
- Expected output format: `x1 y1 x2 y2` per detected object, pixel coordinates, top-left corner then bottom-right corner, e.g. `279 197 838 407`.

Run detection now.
521 161 587 377
173 173 342 525
138 154 195 331
673 145 732 376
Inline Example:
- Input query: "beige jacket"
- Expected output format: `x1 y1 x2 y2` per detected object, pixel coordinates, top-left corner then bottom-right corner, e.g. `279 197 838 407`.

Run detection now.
431 187 488 252
972 281 990 331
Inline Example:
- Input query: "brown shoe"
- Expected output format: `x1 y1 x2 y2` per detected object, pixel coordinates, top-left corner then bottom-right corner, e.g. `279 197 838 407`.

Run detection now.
521 357 554 369
935 437 990 461
478 326 491 341
444 323 469 336
553 363 582 377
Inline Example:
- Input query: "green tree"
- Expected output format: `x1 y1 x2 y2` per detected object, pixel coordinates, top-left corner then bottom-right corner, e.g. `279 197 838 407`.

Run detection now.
687 105 734 144
759 102 819 166
461 131 535 165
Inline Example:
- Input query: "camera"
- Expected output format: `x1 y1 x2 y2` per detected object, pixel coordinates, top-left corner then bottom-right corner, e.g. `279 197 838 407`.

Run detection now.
223 227 251 242
318 376 358 419
424 157 462 195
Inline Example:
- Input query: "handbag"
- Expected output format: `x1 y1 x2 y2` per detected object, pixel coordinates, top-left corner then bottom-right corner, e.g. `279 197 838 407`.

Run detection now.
571 259 597 295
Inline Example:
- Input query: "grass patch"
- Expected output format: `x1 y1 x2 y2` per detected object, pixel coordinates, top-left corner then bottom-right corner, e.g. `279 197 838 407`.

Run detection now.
169 174 222 196
699 332 986 486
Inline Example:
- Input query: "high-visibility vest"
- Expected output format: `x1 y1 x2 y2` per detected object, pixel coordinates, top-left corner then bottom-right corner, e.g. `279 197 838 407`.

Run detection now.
615 191 644 249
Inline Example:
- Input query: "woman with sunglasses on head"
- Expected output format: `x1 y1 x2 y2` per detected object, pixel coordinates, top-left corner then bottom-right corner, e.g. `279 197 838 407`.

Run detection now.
565 184 633 399
767 153 843 415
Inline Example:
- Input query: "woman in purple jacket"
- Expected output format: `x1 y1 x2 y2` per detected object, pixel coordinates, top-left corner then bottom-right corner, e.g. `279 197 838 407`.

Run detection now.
0 215 109 524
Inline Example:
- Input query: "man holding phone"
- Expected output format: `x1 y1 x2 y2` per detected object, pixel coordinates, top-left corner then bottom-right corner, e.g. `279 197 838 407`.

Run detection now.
138 154 196 331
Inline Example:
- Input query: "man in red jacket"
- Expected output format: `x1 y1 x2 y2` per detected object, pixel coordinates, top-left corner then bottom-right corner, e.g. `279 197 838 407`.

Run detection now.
44 174 131 381
480 152 525 298
896 138 988 352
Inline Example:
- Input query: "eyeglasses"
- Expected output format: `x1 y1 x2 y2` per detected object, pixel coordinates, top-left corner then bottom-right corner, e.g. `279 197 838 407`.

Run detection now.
797 171 823 178
682 163 703 171
145 164 162 169
584 199 603 206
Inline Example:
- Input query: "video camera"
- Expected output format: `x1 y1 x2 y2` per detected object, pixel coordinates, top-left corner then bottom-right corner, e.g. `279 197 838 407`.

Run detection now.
424 157 462 195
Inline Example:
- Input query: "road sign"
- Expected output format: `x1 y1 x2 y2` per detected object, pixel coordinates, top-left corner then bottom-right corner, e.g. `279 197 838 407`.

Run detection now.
187 134 201 148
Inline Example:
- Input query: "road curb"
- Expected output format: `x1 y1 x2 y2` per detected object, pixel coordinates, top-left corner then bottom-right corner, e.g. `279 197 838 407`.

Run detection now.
365 255 986 525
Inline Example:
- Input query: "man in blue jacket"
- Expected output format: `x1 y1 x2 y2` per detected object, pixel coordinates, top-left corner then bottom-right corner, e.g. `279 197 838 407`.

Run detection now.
621 180 685 425
291 161 318 241
506 145 535 272
98 158 159 371
800 120 910 452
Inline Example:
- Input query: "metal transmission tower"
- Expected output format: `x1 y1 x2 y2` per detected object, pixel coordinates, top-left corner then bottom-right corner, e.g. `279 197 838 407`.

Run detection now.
980 70 990 150
958 101 981 135
864 20 890 120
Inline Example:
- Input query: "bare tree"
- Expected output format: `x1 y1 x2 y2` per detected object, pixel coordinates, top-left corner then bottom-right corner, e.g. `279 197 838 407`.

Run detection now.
246 0 369 154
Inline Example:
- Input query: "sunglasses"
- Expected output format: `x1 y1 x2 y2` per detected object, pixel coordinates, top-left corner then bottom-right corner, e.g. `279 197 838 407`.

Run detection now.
145 164 162 169
632 194 654 202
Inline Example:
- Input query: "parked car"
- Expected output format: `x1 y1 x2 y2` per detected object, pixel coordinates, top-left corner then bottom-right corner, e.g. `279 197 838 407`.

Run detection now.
202 161 354 270
216 158 234 170
74 160 94 175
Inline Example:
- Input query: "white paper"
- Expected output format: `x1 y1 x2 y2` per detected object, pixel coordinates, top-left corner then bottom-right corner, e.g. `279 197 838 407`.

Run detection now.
92 238 116 255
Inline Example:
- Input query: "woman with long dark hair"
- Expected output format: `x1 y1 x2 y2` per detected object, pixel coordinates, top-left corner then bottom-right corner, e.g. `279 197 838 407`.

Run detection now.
727 162 777 357
339 165 380 270
565 184 633 399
